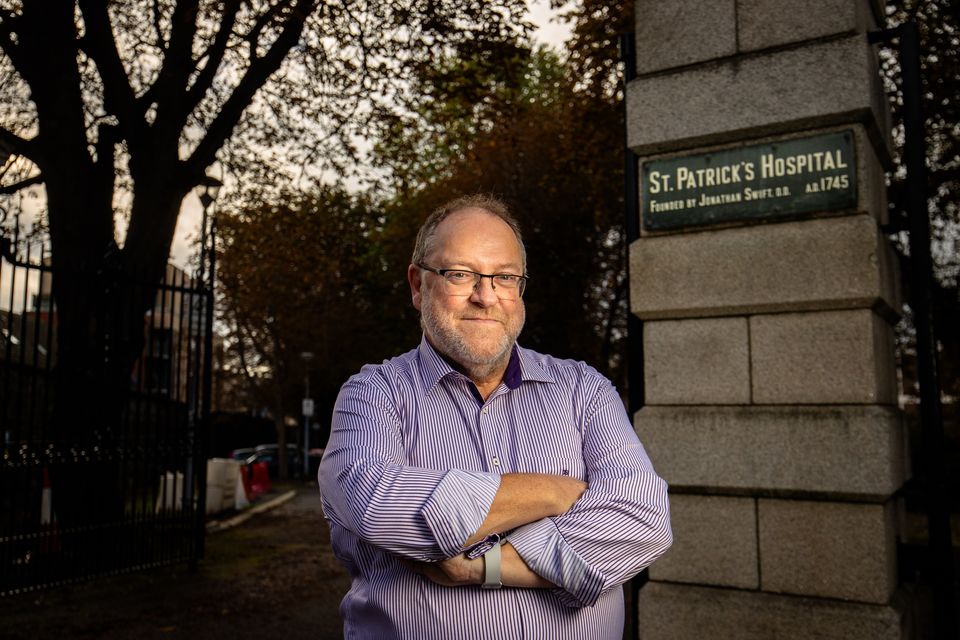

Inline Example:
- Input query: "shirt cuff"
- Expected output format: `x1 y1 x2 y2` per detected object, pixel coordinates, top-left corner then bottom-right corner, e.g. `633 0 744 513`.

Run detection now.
420 469 501 558
507 518 605 608
464 533 503 560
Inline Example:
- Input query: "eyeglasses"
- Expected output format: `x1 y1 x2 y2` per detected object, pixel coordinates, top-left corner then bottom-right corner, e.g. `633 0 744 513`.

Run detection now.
417 263 528 299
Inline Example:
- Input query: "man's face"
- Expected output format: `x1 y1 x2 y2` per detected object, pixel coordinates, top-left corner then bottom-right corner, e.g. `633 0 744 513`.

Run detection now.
408 208 526 376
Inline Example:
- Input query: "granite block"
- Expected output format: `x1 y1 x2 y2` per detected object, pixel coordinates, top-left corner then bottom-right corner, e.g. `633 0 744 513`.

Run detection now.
644 317 750 405
635 405 906 499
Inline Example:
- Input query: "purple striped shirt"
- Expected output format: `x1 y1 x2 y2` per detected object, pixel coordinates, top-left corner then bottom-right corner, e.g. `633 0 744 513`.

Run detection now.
319 337 672 639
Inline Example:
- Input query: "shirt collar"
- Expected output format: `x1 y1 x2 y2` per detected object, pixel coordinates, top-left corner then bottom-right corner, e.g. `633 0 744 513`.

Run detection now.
514 344 555 385
417 335 555 396
417 335 456 393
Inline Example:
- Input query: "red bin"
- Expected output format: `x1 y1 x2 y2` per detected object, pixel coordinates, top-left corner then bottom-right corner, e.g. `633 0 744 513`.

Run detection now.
249 461 271 497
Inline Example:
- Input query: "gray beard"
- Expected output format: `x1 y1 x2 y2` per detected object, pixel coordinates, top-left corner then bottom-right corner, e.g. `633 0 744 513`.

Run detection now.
420 306 523 381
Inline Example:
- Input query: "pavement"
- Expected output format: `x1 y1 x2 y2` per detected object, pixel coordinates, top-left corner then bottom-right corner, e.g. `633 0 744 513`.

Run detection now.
0 482 353 640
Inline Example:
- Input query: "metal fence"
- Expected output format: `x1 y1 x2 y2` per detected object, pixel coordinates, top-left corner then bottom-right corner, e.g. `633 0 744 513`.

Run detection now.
0 234 214 596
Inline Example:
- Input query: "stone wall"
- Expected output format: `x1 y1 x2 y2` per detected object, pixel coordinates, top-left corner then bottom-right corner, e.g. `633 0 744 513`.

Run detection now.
627 1 913 637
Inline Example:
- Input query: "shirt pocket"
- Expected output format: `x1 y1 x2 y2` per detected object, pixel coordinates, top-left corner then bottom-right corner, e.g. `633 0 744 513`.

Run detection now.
517 454 587 482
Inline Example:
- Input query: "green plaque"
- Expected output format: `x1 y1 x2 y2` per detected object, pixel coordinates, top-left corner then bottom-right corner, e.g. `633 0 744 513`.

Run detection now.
641 130 857 231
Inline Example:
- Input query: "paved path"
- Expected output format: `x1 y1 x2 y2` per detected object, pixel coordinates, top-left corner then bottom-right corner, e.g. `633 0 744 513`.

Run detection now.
0 483 352 640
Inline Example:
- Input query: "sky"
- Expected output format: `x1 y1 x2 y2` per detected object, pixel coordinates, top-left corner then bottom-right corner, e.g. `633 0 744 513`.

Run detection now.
166 1 573 269
0 3 573 315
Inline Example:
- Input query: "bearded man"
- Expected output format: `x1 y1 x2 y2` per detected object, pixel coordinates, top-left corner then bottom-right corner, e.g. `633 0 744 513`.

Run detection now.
318 195 672 639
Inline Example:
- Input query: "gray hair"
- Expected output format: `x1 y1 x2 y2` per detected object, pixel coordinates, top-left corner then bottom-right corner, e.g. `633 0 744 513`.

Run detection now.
410 194 527 273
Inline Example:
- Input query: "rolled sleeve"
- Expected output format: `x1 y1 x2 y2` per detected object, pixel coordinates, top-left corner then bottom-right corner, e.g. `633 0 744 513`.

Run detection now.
421 469 501 557
508 518 606 608
507 376 672 607
320 369 505 562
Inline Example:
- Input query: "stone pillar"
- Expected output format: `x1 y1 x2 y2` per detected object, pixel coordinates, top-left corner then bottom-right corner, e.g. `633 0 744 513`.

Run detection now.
627 2 913 638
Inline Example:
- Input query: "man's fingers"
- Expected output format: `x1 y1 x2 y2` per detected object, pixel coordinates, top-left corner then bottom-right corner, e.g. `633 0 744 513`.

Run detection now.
399 556 477 587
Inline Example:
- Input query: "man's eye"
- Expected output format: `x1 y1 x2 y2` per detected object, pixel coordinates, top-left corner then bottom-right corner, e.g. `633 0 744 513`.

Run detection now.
446 271 472 282
494 275 518 285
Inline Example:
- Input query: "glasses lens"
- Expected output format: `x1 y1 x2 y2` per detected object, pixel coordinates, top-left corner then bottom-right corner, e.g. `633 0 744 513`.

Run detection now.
442 270 476 287
434 268 525 299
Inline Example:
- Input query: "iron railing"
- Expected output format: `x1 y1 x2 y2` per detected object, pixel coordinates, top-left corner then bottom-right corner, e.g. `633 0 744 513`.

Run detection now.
0 233 214 595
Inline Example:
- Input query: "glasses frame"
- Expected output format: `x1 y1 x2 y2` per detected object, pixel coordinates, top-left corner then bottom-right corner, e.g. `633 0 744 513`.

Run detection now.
417 263 528 299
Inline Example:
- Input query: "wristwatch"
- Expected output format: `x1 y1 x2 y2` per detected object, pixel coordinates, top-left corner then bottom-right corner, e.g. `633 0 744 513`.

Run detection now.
481 541 502 589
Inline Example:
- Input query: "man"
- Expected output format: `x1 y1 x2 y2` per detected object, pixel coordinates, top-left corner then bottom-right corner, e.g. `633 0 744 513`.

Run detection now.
319 195 671 639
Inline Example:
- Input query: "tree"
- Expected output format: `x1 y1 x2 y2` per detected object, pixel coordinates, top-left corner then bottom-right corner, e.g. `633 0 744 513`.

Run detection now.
216 187 405 477
882 0 960 401
0 0 529 546
550 0 633 99
0 0 324 555
0 1 530 417
216 40 633 460
373 45 630 386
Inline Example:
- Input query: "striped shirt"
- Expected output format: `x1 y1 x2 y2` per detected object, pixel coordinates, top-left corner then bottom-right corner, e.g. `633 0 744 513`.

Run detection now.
319 337 672 639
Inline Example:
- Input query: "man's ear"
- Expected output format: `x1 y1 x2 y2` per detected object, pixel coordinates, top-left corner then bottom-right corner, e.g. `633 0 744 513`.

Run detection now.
407 263 423 310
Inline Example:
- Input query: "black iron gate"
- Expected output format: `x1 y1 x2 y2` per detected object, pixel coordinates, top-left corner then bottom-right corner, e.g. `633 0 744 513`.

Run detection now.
0 233 214 595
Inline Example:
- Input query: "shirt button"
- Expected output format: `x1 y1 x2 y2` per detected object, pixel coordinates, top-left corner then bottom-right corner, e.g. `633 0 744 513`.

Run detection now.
492 457 500 467
481 407 489 414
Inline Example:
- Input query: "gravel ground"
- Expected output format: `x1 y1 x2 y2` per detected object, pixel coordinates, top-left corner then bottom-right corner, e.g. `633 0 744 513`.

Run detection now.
0 483 352 640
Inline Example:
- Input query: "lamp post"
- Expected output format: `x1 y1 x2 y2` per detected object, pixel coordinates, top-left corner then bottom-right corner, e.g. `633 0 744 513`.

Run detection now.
300 351 314 480
190 173 223 418
190 173 222 563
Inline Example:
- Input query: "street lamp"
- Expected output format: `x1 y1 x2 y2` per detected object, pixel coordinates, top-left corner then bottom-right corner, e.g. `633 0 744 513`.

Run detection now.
300 351 314 480
196 175 223 281
198 174 222 210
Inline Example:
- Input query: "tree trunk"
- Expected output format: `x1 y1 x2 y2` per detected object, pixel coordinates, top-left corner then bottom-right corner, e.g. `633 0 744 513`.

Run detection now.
44 175 191 570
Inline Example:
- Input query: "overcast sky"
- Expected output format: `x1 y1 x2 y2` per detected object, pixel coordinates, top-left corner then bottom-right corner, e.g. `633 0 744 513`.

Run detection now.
0 4 572 314
167 1 573 269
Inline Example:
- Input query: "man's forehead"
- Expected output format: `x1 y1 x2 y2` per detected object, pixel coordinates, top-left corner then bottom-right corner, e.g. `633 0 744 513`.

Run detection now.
434 207 516 239
432 208 516 245
440 206 500 227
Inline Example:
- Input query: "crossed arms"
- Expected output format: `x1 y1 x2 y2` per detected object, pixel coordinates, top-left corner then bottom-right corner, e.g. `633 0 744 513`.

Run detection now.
412 472 589 589
318 370 672 607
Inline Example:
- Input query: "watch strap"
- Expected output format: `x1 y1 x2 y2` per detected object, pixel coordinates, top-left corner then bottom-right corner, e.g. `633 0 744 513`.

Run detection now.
481 540 502 589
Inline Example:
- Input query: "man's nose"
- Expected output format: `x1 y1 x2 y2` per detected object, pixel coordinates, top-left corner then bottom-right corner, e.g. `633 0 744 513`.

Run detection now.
469 275 499 306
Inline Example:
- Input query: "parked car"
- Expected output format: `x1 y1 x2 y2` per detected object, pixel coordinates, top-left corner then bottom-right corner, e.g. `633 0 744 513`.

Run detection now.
229 447 255 462
244 443 303 478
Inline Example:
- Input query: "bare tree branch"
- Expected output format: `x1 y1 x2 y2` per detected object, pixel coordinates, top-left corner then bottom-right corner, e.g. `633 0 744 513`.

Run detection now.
158 0 201 95
0 174 43 195
152 0 166 55
0 8 25 69
184 0 316 180
241 0 289 60
173 0 243 131
10 3 93 176
92 122 119 203
77 1 145 140
231 318 275 409
0 126 38 163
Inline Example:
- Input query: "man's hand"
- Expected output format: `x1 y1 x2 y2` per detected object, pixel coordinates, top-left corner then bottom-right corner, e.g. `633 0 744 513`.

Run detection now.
551 474 589 512
406 544 556 589
406 554 483 587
